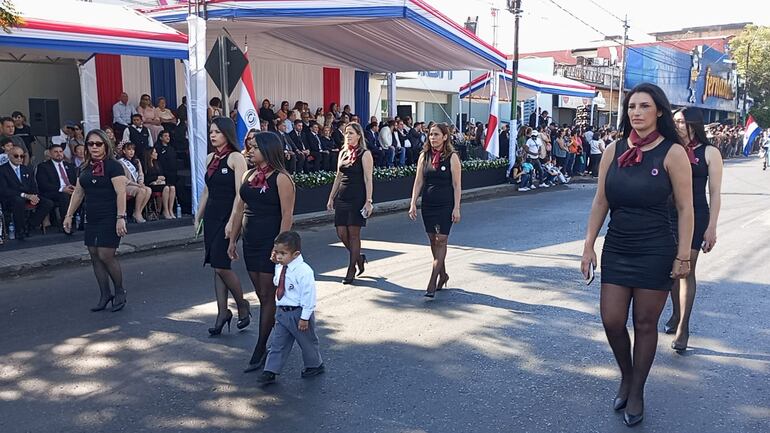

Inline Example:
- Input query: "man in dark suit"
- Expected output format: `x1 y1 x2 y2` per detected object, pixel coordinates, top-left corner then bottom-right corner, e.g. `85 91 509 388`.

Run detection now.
273 121 298 174
35 143 77 221
288 120 310 173
365 122 385 167
0 146 54 239
306 123 329 172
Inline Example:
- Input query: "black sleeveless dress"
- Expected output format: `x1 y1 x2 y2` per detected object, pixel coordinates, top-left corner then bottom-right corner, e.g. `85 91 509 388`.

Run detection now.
602 139 677 290
421 150 455 235
81 159 124 248
670 144 710 250
334 150 368 227
203 153 236 269
241 170 282 273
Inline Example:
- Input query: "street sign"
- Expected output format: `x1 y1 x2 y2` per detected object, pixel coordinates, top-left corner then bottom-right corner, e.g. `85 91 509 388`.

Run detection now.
205 36 247 97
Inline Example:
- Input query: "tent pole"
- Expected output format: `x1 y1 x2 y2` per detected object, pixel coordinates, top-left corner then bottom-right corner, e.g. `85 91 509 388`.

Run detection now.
218 34 229 117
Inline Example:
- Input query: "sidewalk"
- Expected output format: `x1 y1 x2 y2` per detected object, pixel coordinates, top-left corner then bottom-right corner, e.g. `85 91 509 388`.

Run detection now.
0 178 596 277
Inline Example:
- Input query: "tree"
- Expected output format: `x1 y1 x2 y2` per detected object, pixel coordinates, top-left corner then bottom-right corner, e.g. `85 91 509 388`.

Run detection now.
0 0 22 33
731 25 770 127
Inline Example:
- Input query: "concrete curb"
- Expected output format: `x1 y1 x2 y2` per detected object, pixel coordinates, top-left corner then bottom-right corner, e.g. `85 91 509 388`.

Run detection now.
0 178 597 278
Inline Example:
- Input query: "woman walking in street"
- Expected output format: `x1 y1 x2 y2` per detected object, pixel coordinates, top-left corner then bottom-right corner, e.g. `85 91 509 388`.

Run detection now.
195 117 251 335
664 107 723 352
63 129 129 312
408 124 462 297
227 130 296 372
327 122 374 285
581 83 694 427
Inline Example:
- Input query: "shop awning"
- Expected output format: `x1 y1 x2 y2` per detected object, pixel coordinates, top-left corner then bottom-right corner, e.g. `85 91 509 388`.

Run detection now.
142 0 507 71
0 0 188 62
460 70 596 100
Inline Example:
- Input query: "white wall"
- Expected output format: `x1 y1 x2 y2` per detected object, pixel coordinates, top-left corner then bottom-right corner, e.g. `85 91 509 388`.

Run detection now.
0 62 82 124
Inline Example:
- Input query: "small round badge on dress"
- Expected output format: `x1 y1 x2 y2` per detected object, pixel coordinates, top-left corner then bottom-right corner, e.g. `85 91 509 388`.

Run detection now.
221 168 228 174
651 168 659 176
91 179 97 184
441 165 447 171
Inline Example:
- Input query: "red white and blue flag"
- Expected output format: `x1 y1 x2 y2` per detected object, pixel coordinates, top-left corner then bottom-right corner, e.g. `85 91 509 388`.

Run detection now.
743 115 761 156
235 49 260 148
483 72 500 158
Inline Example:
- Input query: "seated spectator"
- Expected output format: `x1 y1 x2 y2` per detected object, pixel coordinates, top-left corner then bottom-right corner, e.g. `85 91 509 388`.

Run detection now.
1 116 30 165
208 97 223 123
259 119 269 132
122 114 153 156
342 104 354 120
118 142 151 223
543 157 569 186
36 143 77 223
156 130 179 191
329 102 341 120
393 120 408 166
323 111 334 128
519 159 535 191
73 143 86 168
275 119 301 174
320 125 337 170
288 119 310 172
259 99 276 129
138 94 164 142
155 97 178 133
103 126 117 148
315 107 325 125
379 120 396 168
112 92 136 138
364 122 386 167
0 145 53 239
66 122 85 158
143 147 175 219
11 111 34 150
332 118 347 152
0 136 13 165
306 123 329 172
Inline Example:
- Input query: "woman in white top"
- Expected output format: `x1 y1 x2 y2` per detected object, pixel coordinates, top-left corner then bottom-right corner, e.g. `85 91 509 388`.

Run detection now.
588 132 606 178
138 94 164 142
155 97 177 132
118 142 151 223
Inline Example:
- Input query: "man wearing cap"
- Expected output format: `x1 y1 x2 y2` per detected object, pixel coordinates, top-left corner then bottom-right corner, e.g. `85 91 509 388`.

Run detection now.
36 143 77 222
525 129 544 185
1 116 29 165
113 92 136 138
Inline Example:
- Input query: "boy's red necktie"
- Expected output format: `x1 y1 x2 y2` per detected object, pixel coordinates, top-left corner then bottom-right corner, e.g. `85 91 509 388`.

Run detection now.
276 266 287 300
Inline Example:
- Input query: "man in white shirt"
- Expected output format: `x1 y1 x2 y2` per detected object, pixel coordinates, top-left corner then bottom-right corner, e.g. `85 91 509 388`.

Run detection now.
526 130 544 183
379 120 395 168
258 231 324 385
112 92 136 139
36 143 77 221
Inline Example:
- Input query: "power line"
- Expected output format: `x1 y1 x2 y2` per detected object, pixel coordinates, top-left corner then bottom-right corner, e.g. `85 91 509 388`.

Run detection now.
585 0 624 23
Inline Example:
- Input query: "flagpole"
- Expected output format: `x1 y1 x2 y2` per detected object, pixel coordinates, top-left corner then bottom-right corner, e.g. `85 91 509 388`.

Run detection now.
507 0 522 173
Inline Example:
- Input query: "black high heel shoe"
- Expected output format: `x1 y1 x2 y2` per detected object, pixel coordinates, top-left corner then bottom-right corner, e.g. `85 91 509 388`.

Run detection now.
342 265 356 285
671 340 687 353
356 254 368 276
208 309 233 336
623 409 644 426
613 397 628 411
437 273 449 291
91 295 114 312
111 290 127 312
237 300 252 330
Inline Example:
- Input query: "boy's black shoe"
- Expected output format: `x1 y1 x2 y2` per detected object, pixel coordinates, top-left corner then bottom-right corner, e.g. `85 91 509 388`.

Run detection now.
301 364 325 378
257 371 276 385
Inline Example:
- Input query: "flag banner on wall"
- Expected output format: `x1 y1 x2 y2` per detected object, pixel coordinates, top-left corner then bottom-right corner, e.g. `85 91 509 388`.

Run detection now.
235 48 260 148
484 72 500 159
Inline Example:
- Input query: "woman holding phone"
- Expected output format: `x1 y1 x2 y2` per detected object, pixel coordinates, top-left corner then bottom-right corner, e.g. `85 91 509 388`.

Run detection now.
581 83 693 427
327 122 373 285
408 124 462 297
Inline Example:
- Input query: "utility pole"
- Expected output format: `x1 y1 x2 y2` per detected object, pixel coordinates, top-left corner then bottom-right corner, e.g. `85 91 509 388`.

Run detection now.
507 0 522 134
616 15 629 129
463 16 479 133
491 7 500 48
742 41 751 124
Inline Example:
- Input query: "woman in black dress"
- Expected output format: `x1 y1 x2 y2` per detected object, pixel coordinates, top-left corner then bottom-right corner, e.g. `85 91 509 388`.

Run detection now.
408 124 462 297
227 130 296 372
194 117 251 335
581 83 694 426
63 129 129 312
143 148 174 219
326 122 374 285
664 107 723 351
156 130 178 218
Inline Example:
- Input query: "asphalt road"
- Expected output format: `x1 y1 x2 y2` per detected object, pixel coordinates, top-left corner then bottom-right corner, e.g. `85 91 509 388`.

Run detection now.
1 157 768 433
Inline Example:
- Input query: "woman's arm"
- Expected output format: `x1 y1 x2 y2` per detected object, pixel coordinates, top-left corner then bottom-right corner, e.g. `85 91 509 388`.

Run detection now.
277 173 296 232
408 153 426 220
581 142 616 277
703 146 724 253
226 153 248 239
112 175 129 236
451 153 462 223
62 178 85 232
227 169 249 242
362 151 374 216
326 153 344 210
136 161 146 185
194 154 214 223
666 145 694 277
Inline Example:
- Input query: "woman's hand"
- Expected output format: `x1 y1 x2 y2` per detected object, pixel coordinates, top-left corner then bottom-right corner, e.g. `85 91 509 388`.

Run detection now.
363 201 374 218
326 200 335 212
702 225 717 253
193 217 200 235
116 219 128 237
63 215 73 234
581 247 597 280
671 258 691 279
408 204 417 221
224 221 233 239
227 241 239 261
451 207 461 224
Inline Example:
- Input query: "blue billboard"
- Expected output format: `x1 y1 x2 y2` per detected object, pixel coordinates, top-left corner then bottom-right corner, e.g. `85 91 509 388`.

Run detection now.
625 44 737 112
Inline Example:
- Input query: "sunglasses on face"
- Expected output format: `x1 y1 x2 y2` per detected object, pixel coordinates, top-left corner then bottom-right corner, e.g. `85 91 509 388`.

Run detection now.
87 141 105 147
10 154 24 159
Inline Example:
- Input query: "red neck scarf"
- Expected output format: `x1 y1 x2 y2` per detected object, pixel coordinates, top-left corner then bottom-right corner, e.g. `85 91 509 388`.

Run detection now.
685 139 699 164
249 166 271 191
207 147 232 178
91 159 105 176
346 145 359 165
617 130 661 167
431 146 444 170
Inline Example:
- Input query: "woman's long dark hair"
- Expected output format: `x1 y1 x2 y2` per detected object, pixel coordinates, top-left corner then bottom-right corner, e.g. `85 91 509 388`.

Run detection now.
253 131 293 183
673 107 711 146
143 148 158 171
422 123 455 160
211 116 238 152
619 83 679 144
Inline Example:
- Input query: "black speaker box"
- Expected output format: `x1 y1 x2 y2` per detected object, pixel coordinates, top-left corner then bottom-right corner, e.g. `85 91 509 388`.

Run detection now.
28 98 60 137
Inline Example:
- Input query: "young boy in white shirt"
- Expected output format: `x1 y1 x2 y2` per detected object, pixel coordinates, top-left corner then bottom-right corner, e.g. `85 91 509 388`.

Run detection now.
258 231 324 385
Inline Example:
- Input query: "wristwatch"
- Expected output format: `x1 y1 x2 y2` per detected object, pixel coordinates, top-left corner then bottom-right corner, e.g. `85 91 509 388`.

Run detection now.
116 215 127 220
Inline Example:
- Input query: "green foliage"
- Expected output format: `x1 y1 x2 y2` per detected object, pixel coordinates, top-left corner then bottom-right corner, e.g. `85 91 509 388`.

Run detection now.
0 0 23 34
732 25 770 126
293 158 509 189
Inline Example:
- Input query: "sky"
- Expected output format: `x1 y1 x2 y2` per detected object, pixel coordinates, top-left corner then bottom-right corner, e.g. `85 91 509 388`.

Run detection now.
437 0 770 54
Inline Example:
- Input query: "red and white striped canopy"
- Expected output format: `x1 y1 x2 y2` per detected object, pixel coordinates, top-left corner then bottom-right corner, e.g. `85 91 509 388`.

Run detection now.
460 70 596 101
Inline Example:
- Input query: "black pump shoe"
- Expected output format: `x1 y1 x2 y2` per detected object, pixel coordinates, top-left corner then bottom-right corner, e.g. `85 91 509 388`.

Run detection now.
208 309 233 336
91 295 114 312
356 254 368 276
111 290 127 312
236 300 252 330
623 409 644 427
613 397 628 411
